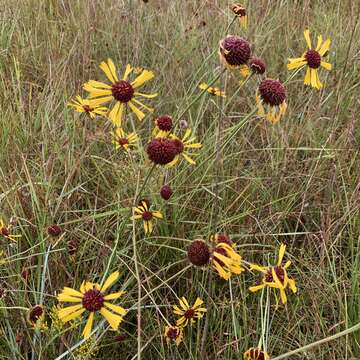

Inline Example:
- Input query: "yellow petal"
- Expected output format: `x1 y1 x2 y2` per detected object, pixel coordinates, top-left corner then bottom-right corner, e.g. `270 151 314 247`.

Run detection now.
131 70 155 89
152 211 163 219
128 101 145 121
250 264 268 273
104 291 126 300
107 58 118 82
62 287 84 298
82 312 94 338
100 307 123 330
59 307 86 323
182 128 192 142
134 92 158 99
249 284 265 292
57 294 83 303
287 60 307 70
101 271 119 292
193 298 204 309
122 64 133 81
280 288 287 304
86 80 112 89
288 278 297 293
272 268 284 289
319 38 330 56
316 35 323 51
104 302 127 316
304 66 311 85
143 220 148 234
213 260 230 280
277 244 286 265
303 29 312 49
100 60 116 84
132 98 154 112
58 304 84 319
182 153 196 165
147 220 153 234
321 61 332 70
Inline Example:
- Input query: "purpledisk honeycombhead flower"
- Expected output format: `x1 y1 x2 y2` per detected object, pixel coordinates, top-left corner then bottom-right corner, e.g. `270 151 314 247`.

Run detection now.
68 96 108 119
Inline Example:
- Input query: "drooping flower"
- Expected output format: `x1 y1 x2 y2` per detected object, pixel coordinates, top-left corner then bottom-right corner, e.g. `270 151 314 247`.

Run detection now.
187 239 211 267
256 79 287 124
249 57 266 75
83 59 157 126
28 305 47 330
57 271 126 338
244 348 270 360
131 200 163 235
173 297 206 327
249 244 297 304
212 236 244 280
147 138 177 165
68 96 108 119
153 115 173 138
219 35 251 70
231 4 247 28
0 218 20 242
199 82 226 97
111 127 138 152
160 185 173 200
167 129 202 167
164 325 184 346
287 29 332 90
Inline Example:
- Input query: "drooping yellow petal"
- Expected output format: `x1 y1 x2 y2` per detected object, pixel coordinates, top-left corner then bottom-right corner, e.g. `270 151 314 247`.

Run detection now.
104 302 127 316
304 66 311 85
143 220 148 234
180 297 189 310
279 288 287 304
132 98 154 112
319 38 331 56
284 260 292 269
182 153 196 165
303 29 312 49
100 307 123 330
213 260 230 280
152 211 163 219
249 284 266 292
182 128 192 142
147 220 153 234
82 312 94 338
101 271 119 292
86 80 112 89
288 278 297 293
107 59 119 82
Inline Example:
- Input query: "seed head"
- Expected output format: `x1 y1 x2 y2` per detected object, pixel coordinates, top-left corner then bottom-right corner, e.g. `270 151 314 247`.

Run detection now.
187 240 210 266
305 49 321 69
220 35 251 66
156 115 173 132
147 138 177 165
249 57 266 74
47 224 62 237
111 80 134 102
29 305 44 324
258 79 286 107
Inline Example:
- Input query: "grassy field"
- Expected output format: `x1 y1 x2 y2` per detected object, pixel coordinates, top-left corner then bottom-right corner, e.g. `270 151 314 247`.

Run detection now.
0 0 359 359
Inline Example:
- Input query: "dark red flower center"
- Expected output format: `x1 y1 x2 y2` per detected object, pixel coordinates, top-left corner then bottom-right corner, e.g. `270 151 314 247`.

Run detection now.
29 305 43 323
117 138 129 146
187 240 210 266
249 57 266 74
172 139 184 154
233 6 246 16
0 227 10 237
305 49 321 69
83 105 94 113
259 79 286 107
156 115 173 131
167 327 179 340
111 80 134 103
142 211 153 221
82 288 104 312
160 185 173 200
146 138 177 165
216 234 233 246
265 266 285 284
184 308 195 319
47 224 62 237
220 35 251 66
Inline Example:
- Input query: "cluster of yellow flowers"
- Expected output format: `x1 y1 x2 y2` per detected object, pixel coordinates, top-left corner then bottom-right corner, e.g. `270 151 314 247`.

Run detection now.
0 3 334 358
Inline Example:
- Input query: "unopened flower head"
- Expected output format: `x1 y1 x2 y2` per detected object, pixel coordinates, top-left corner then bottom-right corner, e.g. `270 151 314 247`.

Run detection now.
256 79 287 124
287 29 332 90
83 59 157 126
131 200 163 235
187 239 210 266
173 297 206 327
219 35 251 70
249 244 297 304
153 115 173 138
160 185 173 200
249 57 266 75
68 96 108 119
147 138 177 165
199 83 226 97
164 325 184 346
244 348 270 360
47 224 62 237
167 129 202 167
231 4 247 28
57 271 126 339
111 127 138 152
